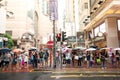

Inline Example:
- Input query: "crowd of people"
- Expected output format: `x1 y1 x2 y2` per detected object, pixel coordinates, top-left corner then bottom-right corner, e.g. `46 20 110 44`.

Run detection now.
0 47 120 71
0 48 50 71
55 47 120 69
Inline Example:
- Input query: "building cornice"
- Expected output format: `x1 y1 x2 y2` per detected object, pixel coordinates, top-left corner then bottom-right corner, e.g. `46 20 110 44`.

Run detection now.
84 0 120 31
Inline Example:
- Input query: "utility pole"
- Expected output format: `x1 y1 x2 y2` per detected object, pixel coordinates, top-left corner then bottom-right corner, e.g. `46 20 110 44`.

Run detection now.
49 0 58 69
60 29 62 69
53 19 56 69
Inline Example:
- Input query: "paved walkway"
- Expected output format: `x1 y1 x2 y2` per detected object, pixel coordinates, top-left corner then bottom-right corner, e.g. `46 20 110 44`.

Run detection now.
0 62 120 73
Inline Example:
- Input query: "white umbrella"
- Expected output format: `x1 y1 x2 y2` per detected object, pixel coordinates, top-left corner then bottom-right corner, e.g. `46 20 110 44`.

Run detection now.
100 47 110 50
114 48 120 50
86 48 96 51
74 47 86 50
28 47 37 51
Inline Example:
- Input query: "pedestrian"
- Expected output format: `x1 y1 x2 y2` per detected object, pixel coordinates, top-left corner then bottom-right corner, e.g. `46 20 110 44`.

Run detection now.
21 54 25 69
44 50 49 67
11 54 17 71
65 50 71 68
78 50 83 67
111 52 115 67
86 51 90 68
33 52 38 69
115 50 120 67
39 49 45 68
24 54 29 69
100 55 106 69
56 50 60 64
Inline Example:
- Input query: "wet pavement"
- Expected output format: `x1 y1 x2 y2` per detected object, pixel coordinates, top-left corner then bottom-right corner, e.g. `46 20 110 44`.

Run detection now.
0 70 120 80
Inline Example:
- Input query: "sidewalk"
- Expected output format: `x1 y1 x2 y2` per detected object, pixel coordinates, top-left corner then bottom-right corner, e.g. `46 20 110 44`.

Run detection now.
33 66 120 73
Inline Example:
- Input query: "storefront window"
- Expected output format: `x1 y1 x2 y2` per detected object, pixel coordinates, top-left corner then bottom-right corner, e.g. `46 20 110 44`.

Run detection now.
118 20 120 31
94 27 99 37
94 22 106 37
100 23 106 33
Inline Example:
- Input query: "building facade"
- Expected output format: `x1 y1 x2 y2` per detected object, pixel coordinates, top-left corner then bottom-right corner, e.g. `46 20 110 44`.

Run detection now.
5 0 35 49
83 0 120 48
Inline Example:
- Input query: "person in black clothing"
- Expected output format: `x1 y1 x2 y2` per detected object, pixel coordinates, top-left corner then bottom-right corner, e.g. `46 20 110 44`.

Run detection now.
78 50 83 67
39 49 45 68
44 50 49 67
100 50 106 69
33 52 38 68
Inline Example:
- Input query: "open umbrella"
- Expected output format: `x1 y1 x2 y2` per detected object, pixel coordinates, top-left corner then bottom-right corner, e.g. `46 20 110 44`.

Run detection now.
114 48 120 50
0 48 11 53
43 48 49 51
13 48 23 53
100 47 110 50
86 48 96 51
74 47 86 50
28 47 37 51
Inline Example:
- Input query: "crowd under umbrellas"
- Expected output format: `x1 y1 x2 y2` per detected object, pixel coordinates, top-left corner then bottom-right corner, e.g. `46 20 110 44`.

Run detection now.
0 47 38 71
0 46 120 71
55 46 120 69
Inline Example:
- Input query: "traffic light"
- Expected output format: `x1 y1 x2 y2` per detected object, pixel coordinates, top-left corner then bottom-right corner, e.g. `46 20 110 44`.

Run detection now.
62 31 67 41
56 33 61 41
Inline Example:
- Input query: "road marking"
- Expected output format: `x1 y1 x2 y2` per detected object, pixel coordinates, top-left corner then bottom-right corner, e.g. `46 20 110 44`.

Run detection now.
50 75 120 78
33 70 52 73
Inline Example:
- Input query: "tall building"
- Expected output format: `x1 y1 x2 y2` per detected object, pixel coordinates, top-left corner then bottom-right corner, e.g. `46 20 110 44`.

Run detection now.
37 0 53 46
83 0 120 48
65 0 75 36
0 0 6 48
0 0 6 34
5 0 35 49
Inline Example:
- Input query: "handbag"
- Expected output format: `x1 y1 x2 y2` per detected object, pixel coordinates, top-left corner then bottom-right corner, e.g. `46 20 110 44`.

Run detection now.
75 55 78 60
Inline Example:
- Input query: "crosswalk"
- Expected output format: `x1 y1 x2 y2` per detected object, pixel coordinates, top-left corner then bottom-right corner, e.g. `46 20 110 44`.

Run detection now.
50 71 120 78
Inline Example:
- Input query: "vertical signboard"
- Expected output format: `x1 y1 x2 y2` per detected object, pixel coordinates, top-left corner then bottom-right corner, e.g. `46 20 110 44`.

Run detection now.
49 0 58 20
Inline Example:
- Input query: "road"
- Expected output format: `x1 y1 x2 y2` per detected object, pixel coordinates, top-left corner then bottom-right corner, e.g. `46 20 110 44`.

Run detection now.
0 70 120 80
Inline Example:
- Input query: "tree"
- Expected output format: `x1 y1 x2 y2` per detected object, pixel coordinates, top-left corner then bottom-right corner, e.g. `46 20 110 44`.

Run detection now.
4 33 14 49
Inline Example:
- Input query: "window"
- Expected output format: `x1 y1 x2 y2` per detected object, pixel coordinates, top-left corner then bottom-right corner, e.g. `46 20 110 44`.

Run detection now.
6 31 12 36
84 3 88 9
94 22 106 37
118 20 120 31
42 0 49 15
94 27 99 37
100 23 106 33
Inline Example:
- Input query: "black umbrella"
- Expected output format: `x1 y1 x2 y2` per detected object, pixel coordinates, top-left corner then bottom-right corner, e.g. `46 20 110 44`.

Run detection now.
0 48 11 53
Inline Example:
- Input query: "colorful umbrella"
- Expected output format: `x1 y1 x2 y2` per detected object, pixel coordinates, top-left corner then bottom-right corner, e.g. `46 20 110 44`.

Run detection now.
13 48 23 53
0 48 11 53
